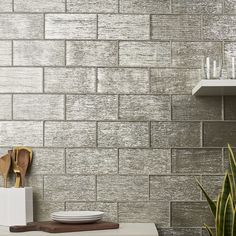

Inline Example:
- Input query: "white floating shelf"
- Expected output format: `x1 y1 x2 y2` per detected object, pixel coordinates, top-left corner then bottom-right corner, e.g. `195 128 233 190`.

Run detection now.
192 79 236 96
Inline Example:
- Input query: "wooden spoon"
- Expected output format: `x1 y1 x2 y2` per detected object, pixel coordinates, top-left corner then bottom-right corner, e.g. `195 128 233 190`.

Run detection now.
0 153 11 188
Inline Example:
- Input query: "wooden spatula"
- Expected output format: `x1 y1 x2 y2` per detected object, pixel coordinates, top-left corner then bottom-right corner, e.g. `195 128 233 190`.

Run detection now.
0 153 11 188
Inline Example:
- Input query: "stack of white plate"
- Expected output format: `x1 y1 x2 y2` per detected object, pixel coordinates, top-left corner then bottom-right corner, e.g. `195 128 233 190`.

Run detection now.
51 211 104 224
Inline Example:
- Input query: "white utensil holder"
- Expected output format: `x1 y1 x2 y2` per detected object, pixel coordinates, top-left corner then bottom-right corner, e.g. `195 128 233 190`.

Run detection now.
0 187 33 226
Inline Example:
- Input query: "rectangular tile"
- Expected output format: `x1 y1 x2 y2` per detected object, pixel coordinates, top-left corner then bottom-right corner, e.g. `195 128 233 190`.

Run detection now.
119 149 171 175
225 97 236 120
0 95 11 119
150 176 200 201
0 41 11 65
119 95 170 121
0 14 43 39
67 0 118 13
224 0 236 13
151 122 201 148
150 69 201 95
44 175 95 201
45 14 96 39
0 68 42 93
45 121 96 147
119 202 169 226
224 42 236 67
98 14 149 40
14 41 65 66
97 175 149 201
98 122 149 148
151 15 201 40
67 41 118 66
25 176 44 201
119 41 171 67
158 228 201 236
172 148 223 174
66 95 118 120
172 95 222 120
0 0 12 12
66 148 118 174
97 68 149 94
0 121 43 146
44 68 95 93
13 95 64 120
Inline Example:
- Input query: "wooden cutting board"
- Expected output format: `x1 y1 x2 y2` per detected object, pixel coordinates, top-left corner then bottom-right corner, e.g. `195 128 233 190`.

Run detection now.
10 221 119 233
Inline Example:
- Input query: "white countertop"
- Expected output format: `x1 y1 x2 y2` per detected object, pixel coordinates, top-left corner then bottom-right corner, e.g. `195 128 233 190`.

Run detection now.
0 223 158 236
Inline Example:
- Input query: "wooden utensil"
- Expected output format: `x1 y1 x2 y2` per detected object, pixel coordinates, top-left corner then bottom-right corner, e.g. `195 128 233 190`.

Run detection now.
9 149 21 188
0 153 11 188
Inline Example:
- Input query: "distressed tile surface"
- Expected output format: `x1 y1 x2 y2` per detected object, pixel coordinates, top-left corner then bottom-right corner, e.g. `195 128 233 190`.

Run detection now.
225 0 236 13
158 228 201 236
0 0 12 12
0 95 12 119
224 97 236 120
0 41 11 65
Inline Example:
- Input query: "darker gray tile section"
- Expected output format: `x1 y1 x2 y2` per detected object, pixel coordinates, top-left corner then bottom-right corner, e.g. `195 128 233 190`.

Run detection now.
157 228 201 236
224 0 236 13
224 97 236 120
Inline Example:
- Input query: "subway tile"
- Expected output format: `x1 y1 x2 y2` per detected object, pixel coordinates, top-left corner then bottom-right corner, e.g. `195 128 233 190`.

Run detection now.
0 121 43 146
203 122 236 147
0 0 12 12
119 95 170 121
45 121 96 147
172 95 222 120
97 175 149 201
66 95 118 120
0 14 43 39
14 41 65 66
151 122 201 148
0 41 11 65
119 41 171 67
172 42 222 67
13 95 64 120
66 148 118 174
150 69 201 95
150 176 200 201
158 228 201 236
119 149 171 175
67 0 118 13
172 148 223 174
0 95 11 119
224 97 236 120
120 0 170 14
45 14 96 39
98 122 149 148
119 202 169 226
97 68 149 94
67 41 118 66
0 68 42 93
44 67 96 93
14 0 65 12
225 0 236 13
98 14 149 40
44 175 95 201
151 15 201 40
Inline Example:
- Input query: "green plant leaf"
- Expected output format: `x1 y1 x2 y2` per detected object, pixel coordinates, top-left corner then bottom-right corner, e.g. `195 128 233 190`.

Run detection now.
216 194 221 236
204 224 214 236
228 144 236 200
223 195 234 236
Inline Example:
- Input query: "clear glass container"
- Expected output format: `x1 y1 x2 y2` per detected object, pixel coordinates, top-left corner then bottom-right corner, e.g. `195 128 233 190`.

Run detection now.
202 56 223 79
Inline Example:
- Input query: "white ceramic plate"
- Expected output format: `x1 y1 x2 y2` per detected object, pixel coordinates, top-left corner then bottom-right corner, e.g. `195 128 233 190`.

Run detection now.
52 218 101 224
51 211 104 218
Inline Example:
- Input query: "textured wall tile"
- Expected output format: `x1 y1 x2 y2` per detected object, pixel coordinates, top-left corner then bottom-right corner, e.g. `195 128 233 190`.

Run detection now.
0 41 11 65
66 148 118 174
0 121 43 146
14 0 65 12
119 95 170 121
45 14 96 39
66 95 118 120
158 228 201 236
67 41 118 66
13 95 64 120
14 41 65 66
119 202 169 226
225 97 236 120
172 149 223 174
151 122 201 148
204 122 236 147
150 69 201 95
171 202 214 227
67 0 118 13
172 0 222 13
150 176 200 201
120 0 170 13
45 121 96 147
44 68 95 93
44 175 95 201
119 149 171 175
0 14 43 39
98 122 149 148
0 95 11 119
223 147 236 171
172 42 222 67
119 42 171 67
66 202 117 222
224 42 236 67
97 175 149 201
30 148 65 175
172 95 222 120
225 0 236 13
97 68 149 94
151 15 201 40
0 68 42 93
98 14 149 40
25 175 44 201
0 0 12 12
202 229 216 236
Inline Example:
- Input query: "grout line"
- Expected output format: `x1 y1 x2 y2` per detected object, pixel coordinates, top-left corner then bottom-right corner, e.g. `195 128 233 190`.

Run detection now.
117 40 120 66
170 95 173 121
169 202 172 227
11 40 14 66
96 14 99 39
117 94 120 120
12 0 14 12
117 0 120 13
149 14 151 40
95 121 98 147
65 0 67 12
117 148 120 174
148 121 151 148
95 67 98 93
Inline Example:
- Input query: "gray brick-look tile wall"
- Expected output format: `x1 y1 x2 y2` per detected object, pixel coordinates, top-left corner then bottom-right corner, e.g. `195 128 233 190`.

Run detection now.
0 0 235 235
